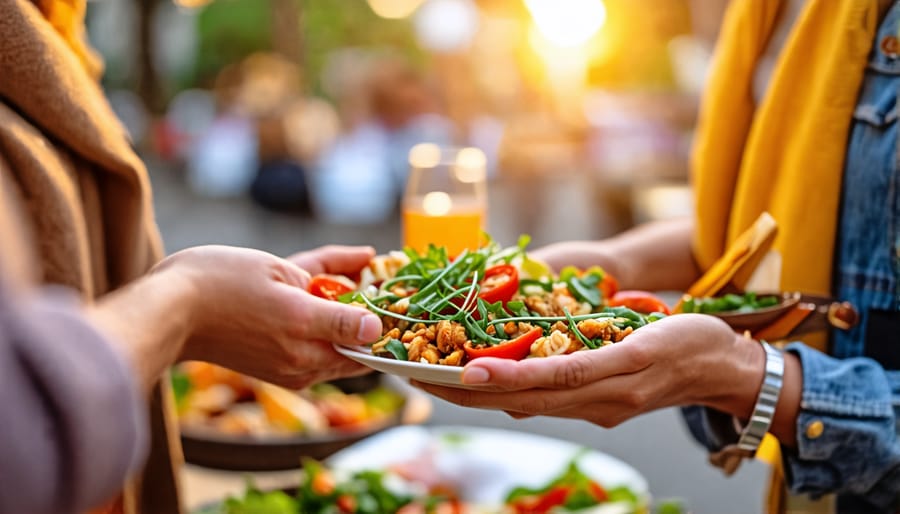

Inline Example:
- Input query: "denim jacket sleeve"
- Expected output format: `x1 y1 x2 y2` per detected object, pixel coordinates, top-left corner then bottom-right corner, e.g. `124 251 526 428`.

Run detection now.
681 343 900 510
782 343 900 510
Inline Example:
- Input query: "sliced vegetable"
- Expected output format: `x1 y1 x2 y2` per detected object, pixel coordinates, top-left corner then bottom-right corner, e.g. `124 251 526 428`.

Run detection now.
507 485 572 514
478 264 519 305
608 290 671 314
598 271 619 300
464 326 543 361
308 275 357 301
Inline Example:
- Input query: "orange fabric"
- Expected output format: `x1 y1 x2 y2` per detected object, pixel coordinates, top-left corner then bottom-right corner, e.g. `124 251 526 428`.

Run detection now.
33 0 102 78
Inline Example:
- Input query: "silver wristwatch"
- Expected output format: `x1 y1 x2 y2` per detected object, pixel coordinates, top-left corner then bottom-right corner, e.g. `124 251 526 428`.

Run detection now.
736 341 785 451
708 340 785 475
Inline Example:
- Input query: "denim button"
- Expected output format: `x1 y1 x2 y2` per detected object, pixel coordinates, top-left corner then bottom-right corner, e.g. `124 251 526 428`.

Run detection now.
805 420 825 439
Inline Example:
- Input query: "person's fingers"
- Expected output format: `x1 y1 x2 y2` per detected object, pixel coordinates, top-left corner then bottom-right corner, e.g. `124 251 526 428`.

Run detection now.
271 258 313 289
531 402 638 429
292 293 383 345
459 342 651 391
414 371 652 416
504 410 534 420
288 245 376 276
272 360 372 389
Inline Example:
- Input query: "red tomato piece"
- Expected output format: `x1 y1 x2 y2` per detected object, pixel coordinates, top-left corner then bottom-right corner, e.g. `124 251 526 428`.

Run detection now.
337 494 357 513
608 290 671 314
464 326 543 361
308 274 356 301
588 481 609 502
508 486 572 514
598 272 619 300
477 264 519 306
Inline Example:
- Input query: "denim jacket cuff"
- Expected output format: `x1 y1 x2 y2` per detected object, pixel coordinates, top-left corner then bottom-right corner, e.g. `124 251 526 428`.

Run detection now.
782 343 899 508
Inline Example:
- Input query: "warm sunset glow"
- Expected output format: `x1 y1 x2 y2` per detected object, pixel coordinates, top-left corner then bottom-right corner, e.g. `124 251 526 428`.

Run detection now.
525 0 606 48
173 0 213 8
367 0 424 19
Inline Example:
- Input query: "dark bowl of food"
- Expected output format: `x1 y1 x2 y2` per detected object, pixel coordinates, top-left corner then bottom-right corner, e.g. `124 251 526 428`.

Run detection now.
678 291 802 332
173 364 429 471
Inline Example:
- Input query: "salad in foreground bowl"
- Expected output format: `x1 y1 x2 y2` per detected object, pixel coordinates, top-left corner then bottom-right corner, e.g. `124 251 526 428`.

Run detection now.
215 455 651 514
309 236 670 367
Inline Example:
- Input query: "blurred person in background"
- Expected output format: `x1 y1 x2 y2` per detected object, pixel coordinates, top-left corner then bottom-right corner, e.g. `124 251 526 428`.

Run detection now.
416 1 900 512
312 54 451 224
0 1 383 513
367 56 453 192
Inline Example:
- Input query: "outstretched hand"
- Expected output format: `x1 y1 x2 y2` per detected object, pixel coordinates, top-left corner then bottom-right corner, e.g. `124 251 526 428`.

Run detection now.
414 314 764 427
161 245 382 389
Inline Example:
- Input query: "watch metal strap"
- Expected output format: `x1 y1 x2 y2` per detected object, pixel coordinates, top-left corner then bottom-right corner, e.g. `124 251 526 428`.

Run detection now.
736 341 784 452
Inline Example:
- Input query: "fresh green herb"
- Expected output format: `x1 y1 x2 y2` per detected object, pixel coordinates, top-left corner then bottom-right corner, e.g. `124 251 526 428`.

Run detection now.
350 237 654 353
681 292 781 314
504 455 640 511
170 369 192 411
519 278 553 292
566 273 602 307
440 432 470 446
296 459 413 514
646 312 668 323
506 300 526 313
223 482 297 514
559 265 581 282
384 339 408 361
654 498 688 514
564 308 597 350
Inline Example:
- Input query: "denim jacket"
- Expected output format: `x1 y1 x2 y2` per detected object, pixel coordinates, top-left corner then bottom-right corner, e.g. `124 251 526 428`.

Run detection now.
684 4 900 512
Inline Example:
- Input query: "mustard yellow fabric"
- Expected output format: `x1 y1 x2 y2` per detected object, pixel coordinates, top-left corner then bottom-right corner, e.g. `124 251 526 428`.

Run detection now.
691 1 885 512
692 0 879 300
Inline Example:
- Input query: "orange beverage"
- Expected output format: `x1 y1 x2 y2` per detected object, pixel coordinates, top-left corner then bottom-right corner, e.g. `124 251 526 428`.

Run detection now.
403 144 487 255
403 200 485 256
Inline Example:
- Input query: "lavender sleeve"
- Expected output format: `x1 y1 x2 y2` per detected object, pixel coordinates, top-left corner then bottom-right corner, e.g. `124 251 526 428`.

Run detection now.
0 281 147 514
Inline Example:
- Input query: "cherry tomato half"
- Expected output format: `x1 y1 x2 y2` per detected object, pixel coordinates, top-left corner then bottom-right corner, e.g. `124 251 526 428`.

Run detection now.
464 326 543 361
508 485 573 514
450 264 520 316
608 290 671 315
598 272 619 300
308 274 356 301
478 264 519 306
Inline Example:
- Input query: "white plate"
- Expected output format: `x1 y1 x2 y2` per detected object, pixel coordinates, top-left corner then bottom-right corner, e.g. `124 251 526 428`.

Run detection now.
334 344 481 388
327 425 649 507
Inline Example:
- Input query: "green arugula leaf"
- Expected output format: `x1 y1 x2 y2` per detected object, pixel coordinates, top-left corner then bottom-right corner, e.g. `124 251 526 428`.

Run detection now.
385 339 408 361
566 275 602 307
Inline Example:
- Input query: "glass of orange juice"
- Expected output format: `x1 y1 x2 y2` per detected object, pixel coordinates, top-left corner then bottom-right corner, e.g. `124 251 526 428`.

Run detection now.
403 144 487 256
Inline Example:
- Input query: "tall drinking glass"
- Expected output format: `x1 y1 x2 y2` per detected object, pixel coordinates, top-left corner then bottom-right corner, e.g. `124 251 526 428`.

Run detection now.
403 144 487 256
